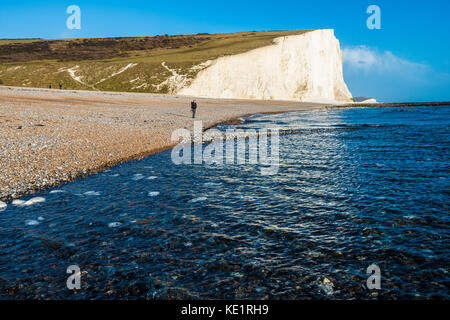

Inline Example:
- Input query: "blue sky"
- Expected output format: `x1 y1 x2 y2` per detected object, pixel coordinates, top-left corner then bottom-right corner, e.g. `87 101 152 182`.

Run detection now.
1 0 449 101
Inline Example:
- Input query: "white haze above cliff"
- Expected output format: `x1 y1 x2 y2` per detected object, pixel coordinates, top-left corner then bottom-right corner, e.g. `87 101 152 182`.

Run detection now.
342 45 450 102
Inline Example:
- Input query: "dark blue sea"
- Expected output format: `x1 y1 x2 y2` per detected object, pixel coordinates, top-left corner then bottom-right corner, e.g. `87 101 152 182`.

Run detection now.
0 106 449 299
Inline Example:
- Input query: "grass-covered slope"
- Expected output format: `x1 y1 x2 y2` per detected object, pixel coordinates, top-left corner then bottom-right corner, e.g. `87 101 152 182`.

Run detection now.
0 30 309 94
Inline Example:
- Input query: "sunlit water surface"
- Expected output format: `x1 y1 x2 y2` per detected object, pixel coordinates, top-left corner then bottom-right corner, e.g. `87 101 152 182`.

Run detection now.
0 106 449 299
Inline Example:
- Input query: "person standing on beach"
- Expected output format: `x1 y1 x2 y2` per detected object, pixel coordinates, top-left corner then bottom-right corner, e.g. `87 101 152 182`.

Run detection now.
191 100 198 119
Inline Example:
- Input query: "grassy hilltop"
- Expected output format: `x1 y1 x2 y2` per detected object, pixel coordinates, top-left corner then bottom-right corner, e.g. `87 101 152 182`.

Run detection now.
0 30 308 94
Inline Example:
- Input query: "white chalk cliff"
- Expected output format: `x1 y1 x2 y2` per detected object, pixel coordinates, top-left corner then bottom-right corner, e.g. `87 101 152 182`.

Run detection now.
178 29 352 102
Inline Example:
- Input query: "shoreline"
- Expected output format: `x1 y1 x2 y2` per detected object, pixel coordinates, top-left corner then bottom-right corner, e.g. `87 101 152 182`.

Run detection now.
327 101 450 109
0 109 296 202
0 86 325 201
1 86 448 201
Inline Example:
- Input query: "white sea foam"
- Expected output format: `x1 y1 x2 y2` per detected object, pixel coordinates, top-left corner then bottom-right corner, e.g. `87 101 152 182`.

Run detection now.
148 192 160 197
84 191 101 196
25 220 40 226
50 190 66 194
147 176 158 180
0 201 6 212
132 174 145 181
109 174 120 177
12 199 25 206
38 216 45 221
188 197 207 203
203 182 223 187
22 197 45 206
108 222 122 228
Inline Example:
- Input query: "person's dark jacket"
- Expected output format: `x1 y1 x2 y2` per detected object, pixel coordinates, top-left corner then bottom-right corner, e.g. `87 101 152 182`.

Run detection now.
191 101 197 110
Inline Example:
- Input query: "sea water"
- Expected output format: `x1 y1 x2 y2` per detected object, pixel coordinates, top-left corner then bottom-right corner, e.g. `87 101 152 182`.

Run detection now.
0 106 448 299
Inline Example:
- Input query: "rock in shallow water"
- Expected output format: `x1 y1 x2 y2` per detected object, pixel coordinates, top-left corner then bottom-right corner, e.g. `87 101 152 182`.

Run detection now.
0 201 6 212
318 277 334 295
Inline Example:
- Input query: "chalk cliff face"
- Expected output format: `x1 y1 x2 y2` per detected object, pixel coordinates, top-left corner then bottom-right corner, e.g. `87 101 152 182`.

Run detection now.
178 29 352 102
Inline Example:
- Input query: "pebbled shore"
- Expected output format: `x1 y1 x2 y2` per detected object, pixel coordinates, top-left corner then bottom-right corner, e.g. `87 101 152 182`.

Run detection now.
0 86 325 201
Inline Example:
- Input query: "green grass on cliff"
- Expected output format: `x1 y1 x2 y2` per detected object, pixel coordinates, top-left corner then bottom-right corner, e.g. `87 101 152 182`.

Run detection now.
0 30 309 94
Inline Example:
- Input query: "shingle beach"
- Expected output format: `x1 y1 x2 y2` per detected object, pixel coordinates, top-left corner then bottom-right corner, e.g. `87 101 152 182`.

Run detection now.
0 86 323 200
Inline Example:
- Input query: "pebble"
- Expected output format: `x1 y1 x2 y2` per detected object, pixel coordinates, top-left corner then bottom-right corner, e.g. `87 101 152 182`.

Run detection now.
320 278 334 295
